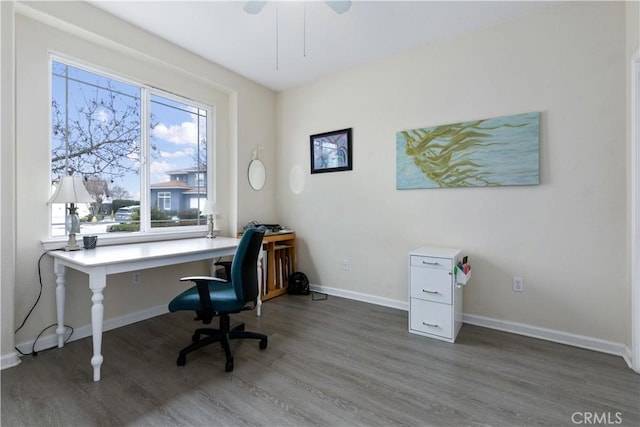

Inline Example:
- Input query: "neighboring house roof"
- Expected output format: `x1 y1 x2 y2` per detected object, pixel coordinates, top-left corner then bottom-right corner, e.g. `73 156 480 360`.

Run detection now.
150 180 192 190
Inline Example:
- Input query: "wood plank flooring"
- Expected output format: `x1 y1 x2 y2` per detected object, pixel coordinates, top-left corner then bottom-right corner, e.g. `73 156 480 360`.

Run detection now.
2 294 639 426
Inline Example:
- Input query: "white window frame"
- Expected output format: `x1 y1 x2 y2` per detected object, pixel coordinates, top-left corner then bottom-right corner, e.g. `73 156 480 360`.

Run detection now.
157 192 171 211
44 55 215 250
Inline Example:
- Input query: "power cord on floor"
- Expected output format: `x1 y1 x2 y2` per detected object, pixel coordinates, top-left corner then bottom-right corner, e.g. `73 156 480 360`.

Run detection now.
14 251 74 357
311 291 328 301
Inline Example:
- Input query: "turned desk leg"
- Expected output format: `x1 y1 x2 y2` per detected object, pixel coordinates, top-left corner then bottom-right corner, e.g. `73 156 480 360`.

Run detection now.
257 251 263 317
53 261 66 348
89 268 106 381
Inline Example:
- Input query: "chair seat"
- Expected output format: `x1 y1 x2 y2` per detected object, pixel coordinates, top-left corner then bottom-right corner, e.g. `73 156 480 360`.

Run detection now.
169 282 244 313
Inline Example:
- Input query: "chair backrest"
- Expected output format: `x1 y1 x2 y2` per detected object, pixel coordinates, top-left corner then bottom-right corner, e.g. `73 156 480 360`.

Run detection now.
231 226 266 304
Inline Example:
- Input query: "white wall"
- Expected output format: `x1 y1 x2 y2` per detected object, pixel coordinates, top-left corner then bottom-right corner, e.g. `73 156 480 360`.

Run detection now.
627 1 639 59
276 2 630 345
5 1 278 353
1 0 18 368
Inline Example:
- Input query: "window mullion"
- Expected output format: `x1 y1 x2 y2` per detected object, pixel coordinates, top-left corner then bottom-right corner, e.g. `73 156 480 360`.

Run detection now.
139 87 151 232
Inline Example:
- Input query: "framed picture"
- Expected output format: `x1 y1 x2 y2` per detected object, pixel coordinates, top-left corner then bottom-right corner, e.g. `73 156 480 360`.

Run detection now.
310 128 353 174
396 112 539 189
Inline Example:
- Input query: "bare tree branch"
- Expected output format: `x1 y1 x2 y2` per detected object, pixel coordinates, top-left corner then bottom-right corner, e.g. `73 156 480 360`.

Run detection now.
51 82 142 180
84 176 109 217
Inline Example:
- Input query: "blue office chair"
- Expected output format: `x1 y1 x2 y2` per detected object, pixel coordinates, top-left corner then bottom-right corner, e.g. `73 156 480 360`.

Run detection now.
168 226 267 372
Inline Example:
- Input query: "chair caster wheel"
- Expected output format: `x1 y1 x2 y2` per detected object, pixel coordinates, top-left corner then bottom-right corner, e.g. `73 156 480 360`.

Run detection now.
225 359 234 372
177 355 186 366
259 338 268 350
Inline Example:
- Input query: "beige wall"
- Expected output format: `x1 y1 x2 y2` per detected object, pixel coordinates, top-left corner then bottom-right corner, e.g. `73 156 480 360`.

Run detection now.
276 2 630 344
628 1 639 59
1 0 17 366
4 1 278 352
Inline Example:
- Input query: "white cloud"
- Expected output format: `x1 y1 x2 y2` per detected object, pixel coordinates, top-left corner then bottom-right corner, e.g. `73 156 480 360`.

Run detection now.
152 121 197 145
95 109 110 123
150 160 175 183
159 147 194 159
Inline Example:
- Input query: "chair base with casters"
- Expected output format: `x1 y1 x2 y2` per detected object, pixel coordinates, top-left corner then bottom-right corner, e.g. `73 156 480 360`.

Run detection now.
175 312 267 372
169 227 268 372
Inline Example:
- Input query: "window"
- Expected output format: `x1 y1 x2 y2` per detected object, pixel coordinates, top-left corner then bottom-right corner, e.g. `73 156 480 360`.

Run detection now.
157 192 171 211
149 94 208 228
50 58 213 237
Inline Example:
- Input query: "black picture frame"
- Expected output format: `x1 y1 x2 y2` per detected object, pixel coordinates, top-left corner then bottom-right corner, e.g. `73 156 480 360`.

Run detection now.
310 128 353 174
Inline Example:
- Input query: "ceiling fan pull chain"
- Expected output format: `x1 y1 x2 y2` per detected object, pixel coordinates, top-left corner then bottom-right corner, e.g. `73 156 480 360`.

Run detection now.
303 1 307 58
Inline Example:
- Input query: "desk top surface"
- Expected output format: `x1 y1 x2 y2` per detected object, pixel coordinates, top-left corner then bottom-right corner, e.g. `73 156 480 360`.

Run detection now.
48 237 240 267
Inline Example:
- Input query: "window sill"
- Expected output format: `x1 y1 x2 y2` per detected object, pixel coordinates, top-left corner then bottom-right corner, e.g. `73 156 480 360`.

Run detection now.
41 228 221 251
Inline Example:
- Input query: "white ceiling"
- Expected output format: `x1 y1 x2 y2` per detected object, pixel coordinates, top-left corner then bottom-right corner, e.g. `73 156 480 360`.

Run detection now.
90 1 552 92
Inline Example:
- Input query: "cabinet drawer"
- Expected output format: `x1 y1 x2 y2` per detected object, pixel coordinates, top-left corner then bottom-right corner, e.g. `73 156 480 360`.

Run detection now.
410 298 452 339
410 266 452 304
410 255 452 270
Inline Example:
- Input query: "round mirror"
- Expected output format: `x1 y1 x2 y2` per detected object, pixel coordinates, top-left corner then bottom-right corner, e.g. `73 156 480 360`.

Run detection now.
248 159 266 191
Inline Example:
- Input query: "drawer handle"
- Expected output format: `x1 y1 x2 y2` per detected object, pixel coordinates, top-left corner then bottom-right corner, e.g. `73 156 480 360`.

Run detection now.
422 322 438 328
422 289 439 294
422 261 440 265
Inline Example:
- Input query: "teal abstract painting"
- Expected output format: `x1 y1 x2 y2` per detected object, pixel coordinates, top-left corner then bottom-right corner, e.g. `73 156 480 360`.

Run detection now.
396 112 540 189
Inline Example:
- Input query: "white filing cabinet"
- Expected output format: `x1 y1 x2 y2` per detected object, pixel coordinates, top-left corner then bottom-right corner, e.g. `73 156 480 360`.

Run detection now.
408 246 469 343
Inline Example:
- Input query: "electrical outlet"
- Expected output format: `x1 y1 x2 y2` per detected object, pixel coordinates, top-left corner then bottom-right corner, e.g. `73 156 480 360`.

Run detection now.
342 259 350 271
132 271 141 285
513 277 524 292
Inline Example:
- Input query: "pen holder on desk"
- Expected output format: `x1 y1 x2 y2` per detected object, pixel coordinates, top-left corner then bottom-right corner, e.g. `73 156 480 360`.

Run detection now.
83 235 98 250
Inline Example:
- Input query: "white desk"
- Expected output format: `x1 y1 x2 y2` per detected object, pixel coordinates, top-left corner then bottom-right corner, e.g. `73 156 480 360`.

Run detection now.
48 237 241 381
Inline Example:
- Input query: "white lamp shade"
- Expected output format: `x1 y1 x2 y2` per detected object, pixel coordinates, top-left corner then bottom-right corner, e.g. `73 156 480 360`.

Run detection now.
48 175 95 204
202 199 217 215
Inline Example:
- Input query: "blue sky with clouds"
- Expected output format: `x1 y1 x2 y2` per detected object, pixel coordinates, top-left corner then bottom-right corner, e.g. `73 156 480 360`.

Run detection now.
51 60 208 201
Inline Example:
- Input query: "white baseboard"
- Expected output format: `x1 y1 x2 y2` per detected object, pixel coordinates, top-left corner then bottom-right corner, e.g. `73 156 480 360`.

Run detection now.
13 304 169 357
310 283 632 368
463 314 631 365
1 352 21 370
623 346 633 370
310 284 408 311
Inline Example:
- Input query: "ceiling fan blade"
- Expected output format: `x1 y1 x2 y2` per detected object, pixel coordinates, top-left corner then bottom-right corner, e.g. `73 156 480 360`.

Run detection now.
244 1 268 15
325 0 351 14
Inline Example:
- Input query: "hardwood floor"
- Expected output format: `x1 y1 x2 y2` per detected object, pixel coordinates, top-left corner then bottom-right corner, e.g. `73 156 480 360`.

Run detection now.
2 294 639 426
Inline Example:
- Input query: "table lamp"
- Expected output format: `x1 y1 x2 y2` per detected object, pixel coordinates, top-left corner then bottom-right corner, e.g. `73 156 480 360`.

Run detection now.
202 199 217 238
48 175 95 251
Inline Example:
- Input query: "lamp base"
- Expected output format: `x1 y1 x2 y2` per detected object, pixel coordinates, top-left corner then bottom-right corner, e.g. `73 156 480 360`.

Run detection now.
64 233 82 251
205 216 216 238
